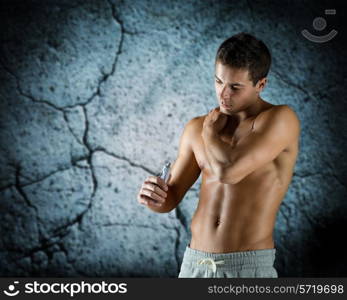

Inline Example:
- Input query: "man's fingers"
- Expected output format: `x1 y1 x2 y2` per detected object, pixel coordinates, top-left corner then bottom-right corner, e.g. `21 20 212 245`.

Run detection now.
138 175 170 208
141 189 165 203
145 176 168 191
137 194 147 205
138 195 162 207
142 182 167 198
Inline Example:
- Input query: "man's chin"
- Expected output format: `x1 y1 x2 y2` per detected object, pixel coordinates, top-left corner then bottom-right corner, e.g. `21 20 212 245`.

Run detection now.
220 105 233 115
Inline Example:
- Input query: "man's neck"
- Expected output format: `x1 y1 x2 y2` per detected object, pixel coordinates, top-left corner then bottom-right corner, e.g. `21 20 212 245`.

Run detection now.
231 96 264 123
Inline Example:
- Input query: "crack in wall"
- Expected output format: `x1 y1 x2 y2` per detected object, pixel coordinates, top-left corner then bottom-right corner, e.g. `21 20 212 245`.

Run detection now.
56 241 88 277
81 145 194 275
0 0 128 257
272 69 341 106
14 165 37 212
11 176 119 268
1 156 90 191
19 165 74 188
106 0 146 36
0 58 89 161
1 57 91 166
93 146 157 174
92 146 195 273
272 69 315 102
0 0 124 110
80 111 97 194
5 2 325 277
94 144 190 273
0 183 14 192
0 2 196 237
0 57 64 111
59 0 128 110
3 159 94 264
101 221 176 231
20 0 134 240
13 165 46 249
9 222 70 261
1 146 199 193
62 110 84 146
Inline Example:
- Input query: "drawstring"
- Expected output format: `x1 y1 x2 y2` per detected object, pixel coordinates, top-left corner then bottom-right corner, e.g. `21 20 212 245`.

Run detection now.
197 258 225 273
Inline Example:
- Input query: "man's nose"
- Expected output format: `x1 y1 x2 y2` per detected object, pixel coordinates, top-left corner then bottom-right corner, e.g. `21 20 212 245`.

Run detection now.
221 85 231 99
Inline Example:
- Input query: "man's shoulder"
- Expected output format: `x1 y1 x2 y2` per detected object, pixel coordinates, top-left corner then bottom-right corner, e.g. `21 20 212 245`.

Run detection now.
260 104 300 125
186 115 205 129
183 115 204 142
258 104 301 140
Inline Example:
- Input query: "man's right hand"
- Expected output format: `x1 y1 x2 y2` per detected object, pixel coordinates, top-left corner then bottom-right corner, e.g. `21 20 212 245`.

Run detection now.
137 176 169 207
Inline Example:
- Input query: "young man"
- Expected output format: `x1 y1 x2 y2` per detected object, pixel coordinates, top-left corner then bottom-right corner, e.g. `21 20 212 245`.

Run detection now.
137 32 300 278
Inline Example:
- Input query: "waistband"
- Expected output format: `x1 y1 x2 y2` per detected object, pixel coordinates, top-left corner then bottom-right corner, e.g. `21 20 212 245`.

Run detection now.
182 244 276 268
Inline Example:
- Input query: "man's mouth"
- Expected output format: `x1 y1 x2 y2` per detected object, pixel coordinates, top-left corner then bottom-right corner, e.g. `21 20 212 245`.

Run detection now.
221 102 232 109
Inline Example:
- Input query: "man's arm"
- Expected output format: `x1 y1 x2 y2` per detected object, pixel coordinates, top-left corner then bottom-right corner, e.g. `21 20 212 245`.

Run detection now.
202 132 232 179
204 105 300 184
148 117 201 213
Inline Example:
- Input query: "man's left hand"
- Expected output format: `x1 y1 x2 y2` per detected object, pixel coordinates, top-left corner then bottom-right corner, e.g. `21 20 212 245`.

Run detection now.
202 107 228 138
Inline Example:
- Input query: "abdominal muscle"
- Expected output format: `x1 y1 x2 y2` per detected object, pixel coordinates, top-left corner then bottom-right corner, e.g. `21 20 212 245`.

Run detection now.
189 163 286 253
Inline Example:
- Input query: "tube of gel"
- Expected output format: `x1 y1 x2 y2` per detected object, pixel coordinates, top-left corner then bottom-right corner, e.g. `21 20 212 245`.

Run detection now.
159 162 171 183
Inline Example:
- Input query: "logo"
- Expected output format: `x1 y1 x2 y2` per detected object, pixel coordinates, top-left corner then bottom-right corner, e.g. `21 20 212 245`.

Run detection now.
301 9 338 43
3 280 127 297
3 281 20 297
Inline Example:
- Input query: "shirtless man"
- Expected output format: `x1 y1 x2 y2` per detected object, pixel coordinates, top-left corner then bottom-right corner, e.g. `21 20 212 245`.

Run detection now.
137 32 300 278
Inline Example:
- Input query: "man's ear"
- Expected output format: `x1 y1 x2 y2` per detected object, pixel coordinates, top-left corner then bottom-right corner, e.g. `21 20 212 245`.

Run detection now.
255 77 267 94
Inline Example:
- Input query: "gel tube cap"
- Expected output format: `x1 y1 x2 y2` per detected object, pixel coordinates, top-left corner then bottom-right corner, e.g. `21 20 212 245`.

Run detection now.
159 162 171 183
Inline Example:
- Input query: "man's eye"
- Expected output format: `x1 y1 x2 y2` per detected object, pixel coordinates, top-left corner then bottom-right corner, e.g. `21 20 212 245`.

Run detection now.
215 79 222 84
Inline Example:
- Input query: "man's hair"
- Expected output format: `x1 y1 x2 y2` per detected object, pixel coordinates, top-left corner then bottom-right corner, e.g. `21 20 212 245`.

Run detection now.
215 32 271 86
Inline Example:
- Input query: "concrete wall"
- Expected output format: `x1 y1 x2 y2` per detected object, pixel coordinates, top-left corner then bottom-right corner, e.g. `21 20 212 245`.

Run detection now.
0 0 346 277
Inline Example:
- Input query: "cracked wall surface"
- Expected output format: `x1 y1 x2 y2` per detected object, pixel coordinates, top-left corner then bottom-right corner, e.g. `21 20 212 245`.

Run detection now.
0 0 346 277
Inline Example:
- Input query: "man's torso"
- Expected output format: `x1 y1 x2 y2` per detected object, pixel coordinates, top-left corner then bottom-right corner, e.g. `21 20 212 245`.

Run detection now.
189 103 299 253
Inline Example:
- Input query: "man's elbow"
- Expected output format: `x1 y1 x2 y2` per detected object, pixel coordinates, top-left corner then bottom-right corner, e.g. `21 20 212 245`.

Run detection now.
148 202 175 214
219 167 242 185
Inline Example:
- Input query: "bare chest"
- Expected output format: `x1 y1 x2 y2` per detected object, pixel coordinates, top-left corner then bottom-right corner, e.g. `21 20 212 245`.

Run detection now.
192 116 297 188
193 117 255 170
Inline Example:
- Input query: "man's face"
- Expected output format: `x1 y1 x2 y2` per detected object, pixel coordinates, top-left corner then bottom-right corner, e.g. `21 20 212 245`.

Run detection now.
214 61 263 115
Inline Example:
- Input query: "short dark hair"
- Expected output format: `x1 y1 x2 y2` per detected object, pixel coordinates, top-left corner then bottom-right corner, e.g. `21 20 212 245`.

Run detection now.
215 32 271 86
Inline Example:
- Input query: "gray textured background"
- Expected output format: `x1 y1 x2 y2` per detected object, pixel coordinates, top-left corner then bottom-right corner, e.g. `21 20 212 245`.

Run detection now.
0 0 346 277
